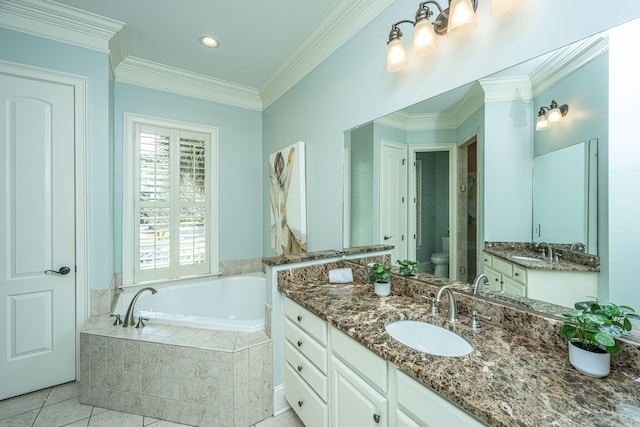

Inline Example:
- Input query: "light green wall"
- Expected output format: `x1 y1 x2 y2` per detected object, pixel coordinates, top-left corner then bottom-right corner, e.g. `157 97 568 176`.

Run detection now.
113 83 263 271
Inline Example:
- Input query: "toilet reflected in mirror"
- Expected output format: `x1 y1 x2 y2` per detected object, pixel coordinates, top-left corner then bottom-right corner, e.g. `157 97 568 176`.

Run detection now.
431 236 450 277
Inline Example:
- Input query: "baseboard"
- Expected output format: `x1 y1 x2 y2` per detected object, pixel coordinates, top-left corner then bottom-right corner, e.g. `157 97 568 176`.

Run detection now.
273 384 290 416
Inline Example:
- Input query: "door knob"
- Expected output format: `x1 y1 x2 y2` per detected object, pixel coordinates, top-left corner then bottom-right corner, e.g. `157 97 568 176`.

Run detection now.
383 235 393 240
45 266 71 275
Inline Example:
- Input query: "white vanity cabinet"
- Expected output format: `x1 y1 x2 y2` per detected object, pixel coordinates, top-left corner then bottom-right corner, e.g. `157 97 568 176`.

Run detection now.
483 253 598 307
282 296 487 427
483 254 526 297
284 298 328 427
330 327 388 426
392 366 485 427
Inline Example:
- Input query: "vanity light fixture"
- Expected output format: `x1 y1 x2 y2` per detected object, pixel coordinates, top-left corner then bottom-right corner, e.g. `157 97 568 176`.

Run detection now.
535 100 569 131
386 0 526 72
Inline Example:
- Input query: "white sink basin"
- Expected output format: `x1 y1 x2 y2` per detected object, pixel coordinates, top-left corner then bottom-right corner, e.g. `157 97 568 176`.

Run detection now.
385 320 473 357
510 255 544 262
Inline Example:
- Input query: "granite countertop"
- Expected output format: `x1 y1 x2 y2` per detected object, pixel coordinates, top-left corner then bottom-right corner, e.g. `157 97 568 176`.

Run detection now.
280 280 640 427
484 243 600 273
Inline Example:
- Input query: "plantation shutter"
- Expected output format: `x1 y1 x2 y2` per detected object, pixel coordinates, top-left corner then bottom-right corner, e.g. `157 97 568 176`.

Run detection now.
134 124 210 283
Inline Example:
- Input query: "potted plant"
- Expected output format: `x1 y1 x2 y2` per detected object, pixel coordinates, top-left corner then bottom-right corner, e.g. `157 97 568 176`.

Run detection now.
396 259 419 277
560 299 639 378
368 263 391 297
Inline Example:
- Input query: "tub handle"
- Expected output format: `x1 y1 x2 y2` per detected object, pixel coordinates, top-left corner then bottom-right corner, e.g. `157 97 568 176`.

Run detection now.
297 315 302 321
297 365 303 372
297 340 302 347
298 400 303 407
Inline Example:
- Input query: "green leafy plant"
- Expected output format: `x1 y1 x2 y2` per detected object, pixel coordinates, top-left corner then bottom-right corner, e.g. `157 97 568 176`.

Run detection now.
560 299 639 355
368 263 391 283
396 259 419 276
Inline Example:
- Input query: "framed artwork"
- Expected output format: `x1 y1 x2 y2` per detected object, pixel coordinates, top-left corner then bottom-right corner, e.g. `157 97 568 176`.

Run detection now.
269 141 307 256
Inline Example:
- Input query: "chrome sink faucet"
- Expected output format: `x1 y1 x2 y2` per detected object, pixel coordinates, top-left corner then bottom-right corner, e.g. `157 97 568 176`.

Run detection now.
431 285 460 323
471 274 488 295
122 287 157 327
535 241 553 261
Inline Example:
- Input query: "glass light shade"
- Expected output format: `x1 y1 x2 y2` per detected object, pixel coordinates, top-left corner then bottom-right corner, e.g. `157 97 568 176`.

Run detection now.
386 38 409 72
490 0 525 14
547 107 564 123
413 19 438 56
447 0 478 36
536 114 548 131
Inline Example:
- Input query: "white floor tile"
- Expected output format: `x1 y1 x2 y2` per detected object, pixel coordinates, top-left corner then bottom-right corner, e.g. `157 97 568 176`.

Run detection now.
0 388 49 419
0 408 40 427
32 397 93 427
87 409 143 426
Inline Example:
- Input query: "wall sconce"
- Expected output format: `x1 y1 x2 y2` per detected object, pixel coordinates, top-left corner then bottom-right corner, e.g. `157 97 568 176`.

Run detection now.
386 0 526 72
535 100 569 131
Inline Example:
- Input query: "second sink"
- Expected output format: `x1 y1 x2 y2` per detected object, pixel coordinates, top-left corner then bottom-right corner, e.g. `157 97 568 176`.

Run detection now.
385 320 473 357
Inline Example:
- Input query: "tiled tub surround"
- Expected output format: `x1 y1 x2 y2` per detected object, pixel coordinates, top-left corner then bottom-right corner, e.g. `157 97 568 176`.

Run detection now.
484 241 600 271
278 261 640 427
80 315 273 426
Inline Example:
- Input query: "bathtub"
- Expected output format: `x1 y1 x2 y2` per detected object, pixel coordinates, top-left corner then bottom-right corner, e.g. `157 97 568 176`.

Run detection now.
113 272 266 333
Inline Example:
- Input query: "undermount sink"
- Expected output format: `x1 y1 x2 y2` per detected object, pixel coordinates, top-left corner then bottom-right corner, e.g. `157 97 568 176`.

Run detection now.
385 320 473 357
510 255 544 262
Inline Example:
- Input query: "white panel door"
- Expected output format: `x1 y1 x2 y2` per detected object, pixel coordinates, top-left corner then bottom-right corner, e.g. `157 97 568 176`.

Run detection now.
379 140 407 262
0 73 76 399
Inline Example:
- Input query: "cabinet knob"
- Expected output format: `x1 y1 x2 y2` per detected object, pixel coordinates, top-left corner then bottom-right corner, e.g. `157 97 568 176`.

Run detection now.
297 315 302 321
515 272 519 276
297 365 303 372
297 340 303 347
298 400 304 407
373 414 380 423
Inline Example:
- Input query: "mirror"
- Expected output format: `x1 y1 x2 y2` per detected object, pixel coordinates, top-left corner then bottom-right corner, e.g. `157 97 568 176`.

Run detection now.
533 139 598 254
342 27 612 312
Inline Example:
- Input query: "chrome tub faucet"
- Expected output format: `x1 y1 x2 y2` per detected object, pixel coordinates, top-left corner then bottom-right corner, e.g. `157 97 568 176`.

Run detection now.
122 287 157 327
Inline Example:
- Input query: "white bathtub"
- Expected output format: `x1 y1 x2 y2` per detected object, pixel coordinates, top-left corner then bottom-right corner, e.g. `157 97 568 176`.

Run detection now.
113 272 266 333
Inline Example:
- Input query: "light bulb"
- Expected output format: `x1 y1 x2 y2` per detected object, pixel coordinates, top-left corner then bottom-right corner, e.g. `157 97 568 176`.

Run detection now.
536 114 548 131
447 0 477 36
547 107 563 123
413 19 438 56
386 38 409 72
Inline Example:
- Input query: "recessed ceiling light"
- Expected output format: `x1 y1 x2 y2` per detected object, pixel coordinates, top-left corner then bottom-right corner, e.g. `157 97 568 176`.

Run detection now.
200 36 218 47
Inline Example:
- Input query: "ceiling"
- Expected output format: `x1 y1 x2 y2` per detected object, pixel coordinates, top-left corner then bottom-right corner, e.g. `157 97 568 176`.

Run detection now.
45 0 392 106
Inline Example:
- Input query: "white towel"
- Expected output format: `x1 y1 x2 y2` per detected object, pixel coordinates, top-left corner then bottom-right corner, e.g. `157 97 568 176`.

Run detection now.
329 268 353 283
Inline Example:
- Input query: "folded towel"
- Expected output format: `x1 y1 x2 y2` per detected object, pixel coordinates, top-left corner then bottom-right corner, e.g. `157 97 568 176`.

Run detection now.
329 268 353 284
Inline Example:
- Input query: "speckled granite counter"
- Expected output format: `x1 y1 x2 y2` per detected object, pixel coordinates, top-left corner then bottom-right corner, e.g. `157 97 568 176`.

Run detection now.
485 242 599 272
279 268 640 426
262 245 393 267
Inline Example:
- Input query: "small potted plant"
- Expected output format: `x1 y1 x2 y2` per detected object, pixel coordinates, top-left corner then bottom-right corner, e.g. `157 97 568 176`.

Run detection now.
368 263 391 297
396 259 419 277
560 299 639 378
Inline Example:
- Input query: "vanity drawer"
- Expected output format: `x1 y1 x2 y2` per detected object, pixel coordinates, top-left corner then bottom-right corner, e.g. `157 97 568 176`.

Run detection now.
512 265 527 284
285 340 328 402
285 297 328 345
483 253 493 267
285 319 328 374
330 326 387 393
491 257 513 277
285 363 328 427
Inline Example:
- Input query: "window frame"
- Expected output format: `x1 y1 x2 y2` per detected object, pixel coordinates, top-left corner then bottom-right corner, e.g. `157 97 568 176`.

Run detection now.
123 113 219 287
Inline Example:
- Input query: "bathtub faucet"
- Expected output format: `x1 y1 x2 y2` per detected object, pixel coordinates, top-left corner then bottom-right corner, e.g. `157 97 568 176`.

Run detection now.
122 287 157 327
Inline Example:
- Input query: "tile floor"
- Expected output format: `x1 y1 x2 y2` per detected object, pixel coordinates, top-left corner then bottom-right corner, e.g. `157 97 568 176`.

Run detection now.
0 382 304 427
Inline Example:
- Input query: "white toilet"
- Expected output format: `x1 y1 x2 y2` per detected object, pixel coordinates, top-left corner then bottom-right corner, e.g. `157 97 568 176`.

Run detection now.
430 236 450 277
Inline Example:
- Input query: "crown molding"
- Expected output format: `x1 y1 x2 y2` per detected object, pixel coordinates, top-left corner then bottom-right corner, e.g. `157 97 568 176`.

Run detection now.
115 57 262 111
529 33 608 97
0 0 124 53
259 0 394 109
478 76 533 102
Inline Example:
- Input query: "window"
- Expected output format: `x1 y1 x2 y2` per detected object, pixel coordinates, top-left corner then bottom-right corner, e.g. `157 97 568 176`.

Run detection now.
124 114 218 285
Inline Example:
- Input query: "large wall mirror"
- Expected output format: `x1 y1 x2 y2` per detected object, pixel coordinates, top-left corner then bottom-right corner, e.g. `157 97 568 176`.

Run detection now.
342 23 616 313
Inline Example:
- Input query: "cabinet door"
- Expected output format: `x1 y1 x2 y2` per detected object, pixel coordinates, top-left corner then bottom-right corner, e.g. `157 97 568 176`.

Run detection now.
502 276 526 297
484 266 502 291
331 356 388 427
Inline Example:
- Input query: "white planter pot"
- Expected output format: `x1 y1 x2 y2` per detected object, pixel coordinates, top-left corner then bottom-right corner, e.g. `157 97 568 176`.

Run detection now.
374 281 391 297
568 339 610 378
